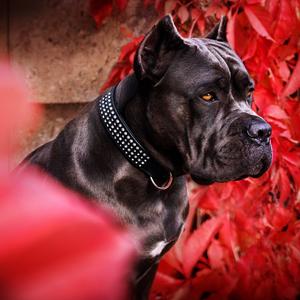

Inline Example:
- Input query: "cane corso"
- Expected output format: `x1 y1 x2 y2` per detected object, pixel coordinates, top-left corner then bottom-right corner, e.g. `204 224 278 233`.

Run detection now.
20 15 272 299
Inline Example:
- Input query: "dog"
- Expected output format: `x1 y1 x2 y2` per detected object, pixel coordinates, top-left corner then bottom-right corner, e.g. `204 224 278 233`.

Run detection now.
20 15 272 299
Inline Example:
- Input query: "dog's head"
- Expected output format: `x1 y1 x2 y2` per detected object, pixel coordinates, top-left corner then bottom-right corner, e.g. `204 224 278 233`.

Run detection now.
133 15 272 184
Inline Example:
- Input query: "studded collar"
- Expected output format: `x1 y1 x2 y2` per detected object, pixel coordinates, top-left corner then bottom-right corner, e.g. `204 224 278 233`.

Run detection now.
98 81 173 190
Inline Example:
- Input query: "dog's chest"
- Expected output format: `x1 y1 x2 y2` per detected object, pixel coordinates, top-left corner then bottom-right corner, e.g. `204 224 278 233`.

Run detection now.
137 184 187 258
113 172 188 258
148 222 184 257
150 240 168 257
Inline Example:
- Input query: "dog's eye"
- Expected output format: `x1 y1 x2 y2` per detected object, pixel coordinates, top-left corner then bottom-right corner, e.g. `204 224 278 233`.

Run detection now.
247 91 252 98
200 93 215 102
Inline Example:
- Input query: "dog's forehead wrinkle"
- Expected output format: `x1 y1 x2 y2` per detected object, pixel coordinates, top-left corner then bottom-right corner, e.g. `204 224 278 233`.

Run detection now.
204 39 243 64
207 47 231 79
185 38 231 77
200 38 253 91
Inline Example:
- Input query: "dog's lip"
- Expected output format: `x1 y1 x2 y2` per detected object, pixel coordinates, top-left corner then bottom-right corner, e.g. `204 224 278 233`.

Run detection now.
190 174 214 185
250 156 272 178
190 146 272 184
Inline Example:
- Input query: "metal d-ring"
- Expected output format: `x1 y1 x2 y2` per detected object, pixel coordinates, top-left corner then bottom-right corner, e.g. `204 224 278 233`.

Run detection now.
150 172 173 190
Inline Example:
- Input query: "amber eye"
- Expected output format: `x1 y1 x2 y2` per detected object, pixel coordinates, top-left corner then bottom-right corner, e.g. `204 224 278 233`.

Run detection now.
200 93 215 102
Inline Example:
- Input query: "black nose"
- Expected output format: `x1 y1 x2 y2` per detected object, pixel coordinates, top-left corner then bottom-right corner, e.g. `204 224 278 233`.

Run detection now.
246 119 272 143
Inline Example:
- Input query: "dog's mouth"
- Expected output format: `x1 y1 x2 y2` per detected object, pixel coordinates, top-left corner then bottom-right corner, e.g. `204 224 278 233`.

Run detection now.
249 155 271 178
190 174 215 185
190 144 272 185
190 173 248 185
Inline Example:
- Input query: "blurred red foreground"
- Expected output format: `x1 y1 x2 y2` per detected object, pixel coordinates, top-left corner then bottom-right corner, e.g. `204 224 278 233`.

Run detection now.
0 63 136 300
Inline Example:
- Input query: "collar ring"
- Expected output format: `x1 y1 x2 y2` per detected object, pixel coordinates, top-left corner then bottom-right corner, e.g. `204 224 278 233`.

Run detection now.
150 172 173 190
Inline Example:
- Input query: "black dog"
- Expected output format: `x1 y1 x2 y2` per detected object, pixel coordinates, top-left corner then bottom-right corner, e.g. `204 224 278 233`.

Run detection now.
20 15 272 299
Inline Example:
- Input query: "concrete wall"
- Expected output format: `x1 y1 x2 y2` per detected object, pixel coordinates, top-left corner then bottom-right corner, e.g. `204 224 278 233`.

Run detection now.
1 0 157 164
6 0 155 103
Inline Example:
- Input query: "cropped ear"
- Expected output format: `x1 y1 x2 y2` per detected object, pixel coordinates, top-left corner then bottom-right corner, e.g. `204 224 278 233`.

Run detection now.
205 16 228 42
134 15 185 83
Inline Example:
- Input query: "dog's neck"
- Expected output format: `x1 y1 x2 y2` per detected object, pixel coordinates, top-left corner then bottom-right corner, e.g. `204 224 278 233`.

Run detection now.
114 75 185 177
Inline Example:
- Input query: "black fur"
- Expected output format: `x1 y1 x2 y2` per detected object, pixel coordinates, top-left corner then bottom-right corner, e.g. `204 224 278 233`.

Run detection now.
19 15 272 299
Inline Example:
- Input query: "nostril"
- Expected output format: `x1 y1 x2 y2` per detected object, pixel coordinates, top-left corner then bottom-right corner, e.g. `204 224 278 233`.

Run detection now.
265 127 272 138
257 129 266 139
246 121 272 142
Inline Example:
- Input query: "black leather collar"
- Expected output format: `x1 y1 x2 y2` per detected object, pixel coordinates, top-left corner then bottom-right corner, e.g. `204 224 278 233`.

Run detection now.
98 76 173 190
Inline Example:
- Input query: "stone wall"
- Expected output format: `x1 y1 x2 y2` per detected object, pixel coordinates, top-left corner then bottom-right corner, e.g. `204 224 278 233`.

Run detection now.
1 0 156 164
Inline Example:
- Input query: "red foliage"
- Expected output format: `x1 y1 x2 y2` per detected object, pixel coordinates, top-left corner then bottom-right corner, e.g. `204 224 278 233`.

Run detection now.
89 0 129 27
0 168 136 300
90 1 300 299
0 63 136 300
101 34 144 92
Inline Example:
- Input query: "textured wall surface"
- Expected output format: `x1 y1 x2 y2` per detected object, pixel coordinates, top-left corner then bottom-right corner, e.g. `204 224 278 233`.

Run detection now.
7 0 155 103
3 0 156 164
0 1 8 58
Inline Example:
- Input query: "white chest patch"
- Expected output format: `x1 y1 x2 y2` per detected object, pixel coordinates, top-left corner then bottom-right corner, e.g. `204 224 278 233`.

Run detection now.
150 241 168 257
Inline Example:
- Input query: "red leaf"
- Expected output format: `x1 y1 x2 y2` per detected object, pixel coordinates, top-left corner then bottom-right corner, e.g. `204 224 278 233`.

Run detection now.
116 0 128 11
219 217 239 260
196 18 205 36
191 268 237 298
283 56 300 97
241 31 258 61
143 0 153 7
101 35 143 91
226 11 237 49
191 8 201 20
164 0 177 14
177 5 189 24
205 1 228 19
182 217 223 277
283 152 300 167
244 4 273 41
227 11 255 58
0 169 136 300
207 239 224 270
264 105 289 120
151 271 183 298
278 60 290 82
269 205 293 230
89 0 113 27
273 0 297 43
